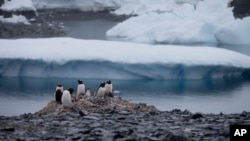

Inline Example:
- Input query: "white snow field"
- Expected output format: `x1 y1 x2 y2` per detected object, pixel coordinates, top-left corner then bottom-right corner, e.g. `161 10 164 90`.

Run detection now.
107 0 250 45
1 38 250 79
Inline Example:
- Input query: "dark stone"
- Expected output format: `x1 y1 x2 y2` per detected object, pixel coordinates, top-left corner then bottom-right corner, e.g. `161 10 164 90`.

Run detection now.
192 113 203 119
1 127 15 132
229 0 250 19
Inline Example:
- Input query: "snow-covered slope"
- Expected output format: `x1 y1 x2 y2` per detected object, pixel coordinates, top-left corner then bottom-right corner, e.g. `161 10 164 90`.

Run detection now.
1 38 250 79
107 0 250 45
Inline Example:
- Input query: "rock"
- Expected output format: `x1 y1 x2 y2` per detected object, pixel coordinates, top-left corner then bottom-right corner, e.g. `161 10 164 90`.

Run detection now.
192 113 203 119
1 127 15 132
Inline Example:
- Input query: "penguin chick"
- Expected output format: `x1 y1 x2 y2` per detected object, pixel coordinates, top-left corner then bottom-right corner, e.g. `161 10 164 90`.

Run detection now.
85 88 91 97
77 80 85 100
96 82 106 98
54 83 63 104
61 88 74 108
105 80 114 97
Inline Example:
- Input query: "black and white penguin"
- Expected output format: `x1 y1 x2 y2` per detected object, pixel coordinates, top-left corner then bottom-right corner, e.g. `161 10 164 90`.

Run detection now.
54 83 63 104
62 88 85 116
61 88 74 108
96 82 106 98
77 80 85 100
105 80 114 97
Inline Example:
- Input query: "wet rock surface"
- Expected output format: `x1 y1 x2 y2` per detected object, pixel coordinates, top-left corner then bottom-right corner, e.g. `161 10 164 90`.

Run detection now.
0 98 250 141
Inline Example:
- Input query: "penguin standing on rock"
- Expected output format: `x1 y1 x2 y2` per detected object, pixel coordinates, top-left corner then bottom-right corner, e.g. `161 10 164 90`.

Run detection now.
77 80 85 100
95 82 106 98
61 88 85 116
61 88 74 108
54 83 63 104
105 80 114 97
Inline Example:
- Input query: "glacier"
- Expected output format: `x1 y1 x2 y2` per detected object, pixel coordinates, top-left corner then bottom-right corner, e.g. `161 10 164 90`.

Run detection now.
1 38 250 80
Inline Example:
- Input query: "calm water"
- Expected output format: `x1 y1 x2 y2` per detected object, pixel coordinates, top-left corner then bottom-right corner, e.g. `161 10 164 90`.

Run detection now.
0 77 250 116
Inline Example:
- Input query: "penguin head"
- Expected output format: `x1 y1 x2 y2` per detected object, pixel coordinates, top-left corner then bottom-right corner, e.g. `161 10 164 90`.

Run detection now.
68 88 74 94
99 82 105 88
106 80 111 84
78 80 83 84
57 83 62 87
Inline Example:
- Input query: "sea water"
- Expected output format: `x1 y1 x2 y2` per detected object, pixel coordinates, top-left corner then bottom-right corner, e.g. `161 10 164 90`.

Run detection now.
0 77 250 116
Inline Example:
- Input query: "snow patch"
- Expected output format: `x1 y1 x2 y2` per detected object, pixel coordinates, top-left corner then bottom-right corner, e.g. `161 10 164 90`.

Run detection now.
0 15 30 24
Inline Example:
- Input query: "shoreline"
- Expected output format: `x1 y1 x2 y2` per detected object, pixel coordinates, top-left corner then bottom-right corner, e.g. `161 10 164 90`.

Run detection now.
0 97 249 140
0 10 129 39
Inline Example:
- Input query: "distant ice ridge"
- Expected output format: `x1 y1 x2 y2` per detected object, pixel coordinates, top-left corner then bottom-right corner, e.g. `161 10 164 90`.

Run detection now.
31 0 200 14
107 0 250 45
1 38 250 80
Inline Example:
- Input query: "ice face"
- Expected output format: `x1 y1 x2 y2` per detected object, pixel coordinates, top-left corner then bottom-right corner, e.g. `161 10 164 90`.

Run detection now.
0 59 248 80
1 38 250 80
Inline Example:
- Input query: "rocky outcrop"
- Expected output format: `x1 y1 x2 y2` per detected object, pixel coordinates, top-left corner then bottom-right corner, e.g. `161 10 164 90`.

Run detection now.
229 0 250 19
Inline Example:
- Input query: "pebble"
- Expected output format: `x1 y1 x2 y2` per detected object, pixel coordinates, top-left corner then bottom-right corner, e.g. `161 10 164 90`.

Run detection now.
1 110 250 140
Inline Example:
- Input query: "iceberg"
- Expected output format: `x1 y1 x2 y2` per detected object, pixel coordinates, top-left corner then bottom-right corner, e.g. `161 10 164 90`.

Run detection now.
215 17 250 45
107 0 250 45
1 38 250 80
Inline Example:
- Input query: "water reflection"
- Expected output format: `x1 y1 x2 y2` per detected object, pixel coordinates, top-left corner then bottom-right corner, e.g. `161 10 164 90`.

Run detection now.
0 77 249 115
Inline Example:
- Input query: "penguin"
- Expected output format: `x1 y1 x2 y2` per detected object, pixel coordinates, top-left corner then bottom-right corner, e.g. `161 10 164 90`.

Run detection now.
61 88 85 116
105 80 114 97
61 88 74 108
54 83 63 104
95 82 106 98
77 80 85 100
85 88 91 97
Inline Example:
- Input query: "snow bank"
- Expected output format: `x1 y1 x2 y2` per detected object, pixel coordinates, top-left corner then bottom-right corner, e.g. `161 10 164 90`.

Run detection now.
0 15 30 24
1 38 250 79
1 0 35 11
107 0 250 45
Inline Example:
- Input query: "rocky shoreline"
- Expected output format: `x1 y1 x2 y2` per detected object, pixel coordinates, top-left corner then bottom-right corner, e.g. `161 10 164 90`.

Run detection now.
0 10 129 39
0 97 250 141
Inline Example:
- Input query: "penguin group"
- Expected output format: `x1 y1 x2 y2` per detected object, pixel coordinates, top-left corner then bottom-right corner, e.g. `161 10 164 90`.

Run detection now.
54 80 114 108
